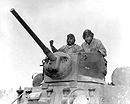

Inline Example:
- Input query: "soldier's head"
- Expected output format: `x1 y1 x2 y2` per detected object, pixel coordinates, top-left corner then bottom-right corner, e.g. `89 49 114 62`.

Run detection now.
83 29 94 45
67 33 75 46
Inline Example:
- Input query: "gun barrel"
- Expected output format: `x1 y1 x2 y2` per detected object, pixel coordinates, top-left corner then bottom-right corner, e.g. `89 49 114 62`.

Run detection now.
10 8 56 61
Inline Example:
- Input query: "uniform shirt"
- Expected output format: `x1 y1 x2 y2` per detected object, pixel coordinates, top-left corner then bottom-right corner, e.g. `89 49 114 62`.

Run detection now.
58 44 81 53
81 38 107 57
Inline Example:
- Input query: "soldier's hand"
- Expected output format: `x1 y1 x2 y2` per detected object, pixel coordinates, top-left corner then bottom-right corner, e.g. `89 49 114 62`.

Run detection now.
49 40 54 45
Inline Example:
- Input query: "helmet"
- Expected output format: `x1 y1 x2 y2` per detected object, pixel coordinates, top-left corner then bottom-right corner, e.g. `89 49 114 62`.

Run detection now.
67 33 75 43
67 33 75 39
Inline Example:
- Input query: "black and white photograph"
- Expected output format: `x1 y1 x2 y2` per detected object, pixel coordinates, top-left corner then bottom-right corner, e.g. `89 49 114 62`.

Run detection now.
0 0 130 104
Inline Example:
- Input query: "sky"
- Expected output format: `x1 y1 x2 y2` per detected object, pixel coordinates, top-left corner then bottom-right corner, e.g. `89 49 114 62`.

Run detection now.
0 0 130 90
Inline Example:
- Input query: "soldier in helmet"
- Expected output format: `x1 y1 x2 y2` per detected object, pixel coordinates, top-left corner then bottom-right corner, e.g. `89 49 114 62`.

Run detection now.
81 29 107 57
49 33 81 53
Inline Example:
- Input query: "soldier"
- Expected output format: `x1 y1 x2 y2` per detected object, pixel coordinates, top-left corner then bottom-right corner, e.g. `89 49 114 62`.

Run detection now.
49 33 81 53
81 29 107 57
81 29 107 78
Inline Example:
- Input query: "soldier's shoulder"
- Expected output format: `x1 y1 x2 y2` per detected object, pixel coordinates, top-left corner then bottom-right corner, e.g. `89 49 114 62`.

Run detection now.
74 44 80 47
59 45 67 50
94 38 102 43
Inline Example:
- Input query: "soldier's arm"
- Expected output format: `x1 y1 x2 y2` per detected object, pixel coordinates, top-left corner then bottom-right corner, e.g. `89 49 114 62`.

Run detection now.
79 44 85 52
58 45 66 52
49 40 58 53
97 40 107 57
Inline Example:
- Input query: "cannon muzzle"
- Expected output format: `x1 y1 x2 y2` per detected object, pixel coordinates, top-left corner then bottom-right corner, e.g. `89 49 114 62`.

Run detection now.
10 8 56 61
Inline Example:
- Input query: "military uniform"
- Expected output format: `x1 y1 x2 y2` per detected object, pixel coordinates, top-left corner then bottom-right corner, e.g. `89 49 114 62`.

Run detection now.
81 38 107 57
58 44 81 53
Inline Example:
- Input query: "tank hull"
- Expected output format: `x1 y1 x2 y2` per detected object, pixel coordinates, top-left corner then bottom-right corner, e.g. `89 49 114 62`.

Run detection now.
17 81 130 104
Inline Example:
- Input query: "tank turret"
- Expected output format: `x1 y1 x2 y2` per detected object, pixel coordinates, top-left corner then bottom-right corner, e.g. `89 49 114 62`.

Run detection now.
10 8 106 84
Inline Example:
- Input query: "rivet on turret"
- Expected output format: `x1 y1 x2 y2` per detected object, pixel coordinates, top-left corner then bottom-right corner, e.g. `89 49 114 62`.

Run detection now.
88 88 96 97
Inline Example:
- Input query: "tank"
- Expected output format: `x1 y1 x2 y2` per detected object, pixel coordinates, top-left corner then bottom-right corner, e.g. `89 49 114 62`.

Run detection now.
10 8 130 104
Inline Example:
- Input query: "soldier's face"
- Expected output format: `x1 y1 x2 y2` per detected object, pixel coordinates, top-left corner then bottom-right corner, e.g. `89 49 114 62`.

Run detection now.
67 37 75 45
84 33 93 44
